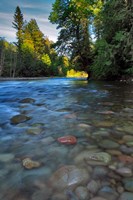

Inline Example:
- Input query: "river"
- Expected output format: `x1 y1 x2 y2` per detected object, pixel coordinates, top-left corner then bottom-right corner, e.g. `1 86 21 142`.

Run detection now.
0 78 133 200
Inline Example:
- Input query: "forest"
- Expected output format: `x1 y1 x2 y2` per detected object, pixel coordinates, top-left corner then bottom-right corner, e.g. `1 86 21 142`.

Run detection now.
0 0 133 80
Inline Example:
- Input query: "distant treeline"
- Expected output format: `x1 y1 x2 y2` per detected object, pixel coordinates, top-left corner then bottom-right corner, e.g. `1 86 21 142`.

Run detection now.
0 0 133 80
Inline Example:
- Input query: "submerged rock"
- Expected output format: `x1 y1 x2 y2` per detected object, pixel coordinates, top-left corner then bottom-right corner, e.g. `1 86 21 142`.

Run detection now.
10 114 31 124
75 186 89 200
27 127 42 135
119 192 133 200
87 180 101 194
19 98 35 103
22 158 41 169
48 165 90 191
57 135 77 145
0 153 14 162
123 178 133 192
99 139 119 149
74 151 111 166
116 167 132 177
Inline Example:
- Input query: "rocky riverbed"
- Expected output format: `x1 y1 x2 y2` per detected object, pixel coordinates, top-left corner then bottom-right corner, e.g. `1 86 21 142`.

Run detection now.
0 78 133 200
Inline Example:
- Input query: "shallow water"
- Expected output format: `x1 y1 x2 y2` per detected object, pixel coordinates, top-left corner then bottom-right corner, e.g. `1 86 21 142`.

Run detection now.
0 78 133 200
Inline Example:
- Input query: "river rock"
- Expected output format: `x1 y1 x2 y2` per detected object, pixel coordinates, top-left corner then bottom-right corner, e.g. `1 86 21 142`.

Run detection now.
93 166 109 179
122 135 133 142
10 114 31 124
119 192 133 200
116 167 132 177
106 150 122 156
48 165 90 191
51 193 67 200
32 190 51 200
95 121 114 128
22 158 41 169
75 186 89 200
120 145 133 154
0 153 14 162
123 178 133 192
126 142 133 147
41 136 55 145
90 198 107 200
19 98 35 103
98 186 119 200
57 135 77 145
87 180 101 194
78 123 91 129
27 127 42 135
118 155 133 163
74 151 111 166
99 139 119 149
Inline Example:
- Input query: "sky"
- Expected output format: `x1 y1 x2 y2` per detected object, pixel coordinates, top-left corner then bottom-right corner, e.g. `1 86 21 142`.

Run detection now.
0 0 59 43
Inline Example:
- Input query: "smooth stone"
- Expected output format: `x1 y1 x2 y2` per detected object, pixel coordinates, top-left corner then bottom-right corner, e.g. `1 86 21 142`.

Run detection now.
116 167 132 177
22 158 41 169
117 186 124 194
119 192 133 200
98 186 119 200
48 165 90 191
120 145 133 154
51 193 67 200
75 186 89 200
106 150 122 156
93 166 109 179
32 189 51 200
99 139 119 149
122 135 133 142
126 142 133 147
123 178 133 192
41 136 55 145
10 114 31 124
117 125 133 134
75 151 111 166
0 153 14 162
90 197 107 200
19 98 35 103
87 180 101 194
27 127 42 135
92 129 110 137
118 155 133 163
78 123 91 129
95 121 114 128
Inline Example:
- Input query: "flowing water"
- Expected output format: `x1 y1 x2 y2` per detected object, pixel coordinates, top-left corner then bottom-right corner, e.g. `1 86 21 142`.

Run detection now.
0 78 133 200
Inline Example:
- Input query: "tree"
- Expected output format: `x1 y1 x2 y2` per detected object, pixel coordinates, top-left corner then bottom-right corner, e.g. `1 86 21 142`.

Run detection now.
49 0 94 78
12 6 24 76
92 0 133 79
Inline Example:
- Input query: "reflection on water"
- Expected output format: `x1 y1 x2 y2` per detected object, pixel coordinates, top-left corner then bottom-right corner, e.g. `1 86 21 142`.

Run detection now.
0 78 133 200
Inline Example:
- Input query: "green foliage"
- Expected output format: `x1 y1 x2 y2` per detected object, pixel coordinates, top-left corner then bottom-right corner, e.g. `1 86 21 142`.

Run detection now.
41 54 51 66
91 0 133 79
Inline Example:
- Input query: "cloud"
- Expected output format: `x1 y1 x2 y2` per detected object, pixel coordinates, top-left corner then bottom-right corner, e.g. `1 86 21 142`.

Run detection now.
0 0 58 42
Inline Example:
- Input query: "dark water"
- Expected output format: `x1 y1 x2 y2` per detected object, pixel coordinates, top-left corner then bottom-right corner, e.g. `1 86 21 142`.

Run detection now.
0 78 133 200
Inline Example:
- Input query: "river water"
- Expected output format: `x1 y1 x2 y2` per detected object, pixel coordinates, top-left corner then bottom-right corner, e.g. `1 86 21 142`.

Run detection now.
0 78 133 200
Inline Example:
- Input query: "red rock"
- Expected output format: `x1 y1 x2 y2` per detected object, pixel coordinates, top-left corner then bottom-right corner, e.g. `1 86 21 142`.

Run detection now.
57 135 77 144
118 155 133 163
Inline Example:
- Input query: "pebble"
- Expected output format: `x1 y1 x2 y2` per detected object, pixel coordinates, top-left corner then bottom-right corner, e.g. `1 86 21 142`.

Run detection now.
116 167 132 177
119 192 133 200
0 153 14 162
123 178 133 192
19 98 35 103
10 114 31 124
87 180 101 194
22 158 41 169
99 139 119 149
48 165 90 191
90 197 107 200
75 186 89 200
